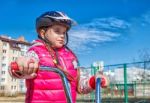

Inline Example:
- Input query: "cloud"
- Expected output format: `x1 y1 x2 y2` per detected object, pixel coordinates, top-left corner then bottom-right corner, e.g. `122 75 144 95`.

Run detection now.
141 11 150 25
68 17 130 53
130 11 150 27
85 17 130 30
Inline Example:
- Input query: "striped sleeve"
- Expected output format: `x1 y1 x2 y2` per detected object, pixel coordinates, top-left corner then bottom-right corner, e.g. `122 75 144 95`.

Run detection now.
77 68 94 94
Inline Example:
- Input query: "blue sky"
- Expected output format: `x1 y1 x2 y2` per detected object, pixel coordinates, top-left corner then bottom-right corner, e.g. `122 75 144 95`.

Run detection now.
0 0 150 67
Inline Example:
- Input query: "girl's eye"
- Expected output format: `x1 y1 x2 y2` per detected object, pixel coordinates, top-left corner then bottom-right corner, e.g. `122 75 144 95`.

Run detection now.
54 29 61 34
55 30 60 33
54 30 66 35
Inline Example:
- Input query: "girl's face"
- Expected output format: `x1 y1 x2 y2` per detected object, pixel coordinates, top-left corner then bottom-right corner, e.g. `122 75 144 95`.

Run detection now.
41 24 67 48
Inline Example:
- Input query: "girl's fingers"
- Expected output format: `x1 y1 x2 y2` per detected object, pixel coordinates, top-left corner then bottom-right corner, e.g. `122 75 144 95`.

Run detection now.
28 59 38 74
26 59 38 75
16 57 24 72
28 63 34 74
22 58 29 74
33 62 39 73
18 65 24 74
15 57 38 76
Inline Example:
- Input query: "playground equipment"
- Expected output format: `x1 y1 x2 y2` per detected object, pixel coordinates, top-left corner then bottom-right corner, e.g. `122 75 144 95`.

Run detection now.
11 63 102 103
96 77 101 103
40 67 73 103
86 61 150 103
11 61 150 102
40 67 102 103
93 61 103 103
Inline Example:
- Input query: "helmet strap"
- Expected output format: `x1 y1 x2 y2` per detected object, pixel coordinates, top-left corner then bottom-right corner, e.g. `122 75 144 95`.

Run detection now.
38 34 52 46
65 32 68 45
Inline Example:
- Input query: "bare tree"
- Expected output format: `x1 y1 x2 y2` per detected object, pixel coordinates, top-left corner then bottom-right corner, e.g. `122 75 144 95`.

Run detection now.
137 48 150 82
138 48 150 62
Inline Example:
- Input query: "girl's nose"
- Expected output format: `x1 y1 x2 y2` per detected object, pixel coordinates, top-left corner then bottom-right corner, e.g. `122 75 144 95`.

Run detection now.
60 34 65 38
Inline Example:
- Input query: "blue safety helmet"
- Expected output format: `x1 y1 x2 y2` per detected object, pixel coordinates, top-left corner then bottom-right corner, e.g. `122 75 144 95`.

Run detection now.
36 11 76 31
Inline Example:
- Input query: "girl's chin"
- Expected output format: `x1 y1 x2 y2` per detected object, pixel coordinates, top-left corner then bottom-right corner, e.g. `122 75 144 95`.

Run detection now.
52 44 64 48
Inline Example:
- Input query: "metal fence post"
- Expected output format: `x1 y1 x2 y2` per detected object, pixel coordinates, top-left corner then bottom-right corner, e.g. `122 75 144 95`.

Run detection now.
124 64 128 103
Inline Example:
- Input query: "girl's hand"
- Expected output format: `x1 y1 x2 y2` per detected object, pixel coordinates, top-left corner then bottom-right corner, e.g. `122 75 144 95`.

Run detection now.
96 71 110 88
10 56 39 79
16 57 39 75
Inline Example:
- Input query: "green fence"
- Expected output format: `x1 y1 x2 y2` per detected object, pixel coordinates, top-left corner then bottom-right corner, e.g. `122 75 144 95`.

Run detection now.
77 61 150 103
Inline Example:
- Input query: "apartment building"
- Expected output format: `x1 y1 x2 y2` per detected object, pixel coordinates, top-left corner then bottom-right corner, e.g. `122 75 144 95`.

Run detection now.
0 35 31 96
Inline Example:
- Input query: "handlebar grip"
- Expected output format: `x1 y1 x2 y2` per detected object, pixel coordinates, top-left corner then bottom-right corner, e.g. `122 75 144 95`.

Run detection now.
10 64 73 103
10 62 23 77
11 62 19 71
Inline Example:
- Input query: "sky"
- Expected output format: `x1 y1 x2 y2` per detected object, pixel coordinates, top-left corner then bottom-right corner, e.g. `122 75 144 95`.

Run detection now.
0 0 150 67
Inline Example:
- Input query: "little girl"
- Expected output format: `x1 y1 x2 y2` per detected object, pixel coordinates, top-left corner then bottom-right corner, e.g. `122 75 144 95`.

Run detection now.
10 11 109 103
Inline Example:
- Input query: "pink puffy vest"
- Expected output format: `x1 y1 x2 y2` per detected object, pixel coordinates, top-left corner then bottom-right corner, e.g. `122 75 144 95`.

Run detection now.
25 40 78 103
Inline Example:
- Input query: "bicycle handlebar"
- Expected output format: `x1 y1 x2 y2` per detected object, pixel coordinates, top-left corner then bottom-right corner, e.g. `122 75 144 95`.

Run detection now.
10 62 102 103
10 62 73 103
96 77 101 103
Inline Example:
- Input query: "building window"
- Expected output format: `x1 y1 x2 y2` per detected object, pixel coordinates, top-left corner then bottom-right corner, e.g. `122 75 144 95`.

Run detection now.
1 71 5 74
11 78 16 82
3 50 6 53
0 86 5 90
2 64 6 67
20 45 24 49
1 78 5 82
11 86 17 90
20 85 23 89
3 42 7 47
13 50 18 54
21 51 24 56
14 86 16 90
13 50 15 53
12 57 16 61
11 78 13 81
12 50 19 56
11 86 13 90
2 56 6 60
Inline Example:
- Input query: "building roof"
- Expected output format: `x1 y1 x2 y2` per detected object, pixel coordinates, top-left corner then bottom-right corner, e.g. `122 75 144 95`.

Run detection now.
0 35 32 50
0 36 31 46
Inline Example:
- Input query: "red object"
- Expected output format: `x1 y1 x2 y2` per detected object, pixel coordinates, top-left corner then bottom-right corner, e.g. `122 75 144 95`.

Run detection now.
10 62 23 78
11 62 19 71
89 76 96 89
89 76 107 89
